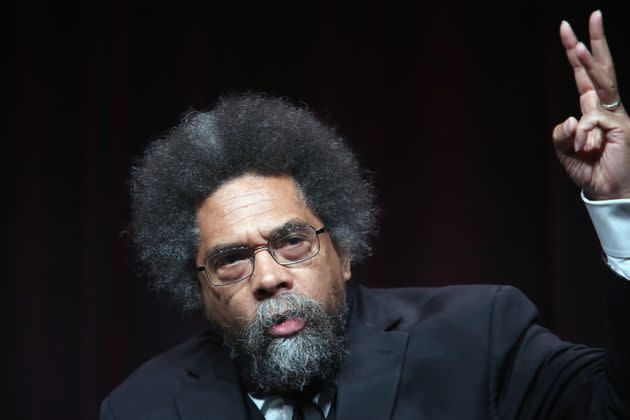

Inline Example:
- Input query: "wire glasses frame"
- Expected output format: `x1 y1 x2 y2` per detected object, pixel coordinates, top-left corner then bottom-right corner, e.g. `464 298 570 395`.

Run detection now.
197 225 326 287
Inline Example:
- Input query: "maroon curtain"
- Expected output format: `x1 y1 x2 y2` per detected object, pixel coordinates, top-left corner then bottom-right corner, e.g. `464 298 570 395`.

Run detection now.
12 1 629 418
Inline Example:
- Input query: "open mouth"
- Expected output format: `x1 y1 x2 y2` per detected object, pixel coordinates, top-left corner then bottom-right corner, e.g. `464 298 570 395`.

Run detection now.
267 316 307 337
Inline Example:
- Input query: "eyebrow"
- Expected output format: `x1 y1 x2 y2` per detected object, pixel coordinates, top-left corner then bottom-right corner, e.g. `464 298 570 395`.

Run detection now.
203 218 312 261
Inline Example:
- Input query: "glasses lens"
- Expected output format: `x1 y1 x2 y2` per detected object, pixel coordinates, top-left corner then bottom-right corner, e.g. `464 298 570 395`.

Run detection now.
270 226 319 264
207 248 253 285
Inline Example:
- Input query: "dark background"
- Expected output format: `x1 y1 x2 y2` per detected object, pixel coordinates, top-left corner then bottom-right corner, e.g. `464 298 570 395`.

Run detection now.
10 1 630 418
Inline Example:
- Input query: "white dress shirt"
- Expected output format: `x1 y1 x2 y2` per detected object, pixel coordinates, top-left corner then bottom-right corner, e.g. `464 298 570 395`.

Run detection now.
250 194 630 419
249 385 335 420
583 193 630 279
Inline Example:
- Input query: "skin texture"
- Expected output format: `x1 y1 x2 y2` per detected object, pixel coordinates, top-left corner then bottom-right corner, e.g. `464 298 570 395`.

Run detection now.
195 174 352 334
553 10 630 200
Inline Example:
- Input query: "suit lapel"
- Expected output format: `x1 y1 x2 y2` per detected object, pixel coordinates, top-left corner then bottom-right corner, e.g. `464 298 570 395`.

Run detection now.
336 286 409 420
175 344 252 420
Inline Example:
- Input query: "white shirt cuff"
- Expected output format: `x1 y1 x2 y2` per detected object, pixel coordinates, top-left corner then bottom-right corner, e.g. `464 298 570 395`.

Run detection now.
582 191 630 279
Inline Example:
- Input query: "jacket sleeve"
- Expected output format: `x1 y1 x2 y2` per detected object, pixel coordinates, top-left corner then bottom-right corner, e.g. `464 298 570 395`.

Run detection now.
489 273 630 419
99 397 117 420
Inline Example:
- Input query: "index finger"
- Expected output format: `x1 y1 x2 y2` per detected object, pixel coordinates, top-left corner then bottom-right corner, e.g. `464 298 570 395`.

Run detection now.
560 20 594 96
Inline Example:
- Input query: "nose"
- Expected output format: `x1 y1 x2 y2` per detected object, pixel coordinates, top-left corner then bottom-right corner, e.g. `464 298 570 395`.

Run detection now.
249 246 294 300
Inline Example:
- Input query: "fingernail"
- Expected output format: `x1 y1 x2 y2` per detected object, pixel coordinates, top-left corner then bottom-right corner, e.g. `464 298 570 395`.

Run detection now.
563 120 571 136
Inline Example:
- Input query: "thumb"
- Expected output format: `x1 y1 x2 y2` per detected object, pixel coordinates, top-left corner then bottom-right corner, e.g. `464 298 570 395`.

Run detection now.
553 116 578 153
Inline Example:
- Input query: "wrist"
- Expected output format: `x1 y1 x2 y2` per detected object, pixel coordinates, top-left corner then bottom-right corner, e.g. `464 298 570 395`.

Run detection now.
583 186 630 201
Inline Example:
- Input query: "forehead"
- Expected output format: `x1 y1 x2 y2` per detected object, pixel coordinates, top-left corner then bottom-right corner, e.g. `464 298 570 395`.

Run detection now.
196 174 322 243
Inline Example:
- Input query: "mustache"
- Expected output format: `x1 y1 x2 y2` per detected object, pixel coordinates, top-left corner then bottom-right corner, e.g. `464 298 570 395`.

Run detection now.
248 293 325 330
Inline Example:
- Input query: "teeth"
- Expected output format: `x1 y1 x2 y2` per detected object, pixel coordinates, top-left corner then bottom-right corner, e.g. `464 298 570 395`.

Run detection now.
263 308 302 328
267 313 289 326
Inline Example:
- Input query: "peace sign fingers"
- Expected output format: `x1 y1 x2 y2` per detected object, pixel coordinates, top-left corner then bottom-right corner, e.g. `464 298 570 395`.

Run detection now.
560 11 623 114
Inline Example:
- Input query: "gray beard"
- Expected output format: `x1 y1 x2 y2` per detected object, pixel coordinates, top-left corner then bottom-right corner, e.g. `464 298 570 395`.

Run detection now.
223 293 348 396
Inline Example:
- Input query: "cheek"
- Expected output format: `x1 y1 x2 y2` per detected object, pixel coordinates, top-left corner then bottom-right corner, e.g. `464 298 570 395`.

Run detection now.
303 256 346 306
199 280 253 326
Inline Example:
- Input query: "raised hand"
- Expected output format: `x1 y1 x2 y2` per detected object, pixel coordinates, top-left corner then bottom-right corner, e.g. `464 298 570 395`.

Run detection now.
553 10 630 200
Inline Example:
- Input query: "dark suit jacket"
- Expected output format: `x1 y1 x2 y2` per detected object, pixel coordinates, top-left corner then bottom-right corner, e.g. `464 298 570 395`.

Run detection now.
101 275 630 419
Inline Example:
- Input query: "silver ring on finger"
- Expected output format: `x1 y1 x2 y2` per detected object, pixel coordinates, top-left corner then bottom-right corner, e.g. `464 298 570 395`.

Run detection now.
600 98 621 111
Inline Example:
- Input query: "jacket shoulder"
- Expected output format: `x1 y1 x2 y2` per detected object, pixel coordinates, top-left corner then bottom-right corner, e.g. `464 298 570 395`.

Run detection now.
358 283 536 329
101 330 220 419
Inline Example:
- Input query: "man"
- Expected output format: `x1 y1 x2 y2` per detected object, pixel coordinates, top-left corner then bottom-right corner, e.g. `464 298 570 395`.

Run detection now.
101 11 630 419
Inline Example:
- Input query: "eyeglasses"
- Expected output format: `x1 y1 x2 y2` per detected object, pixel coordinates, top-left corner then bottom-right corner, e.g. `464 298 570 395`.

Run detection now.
197 225 326 286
